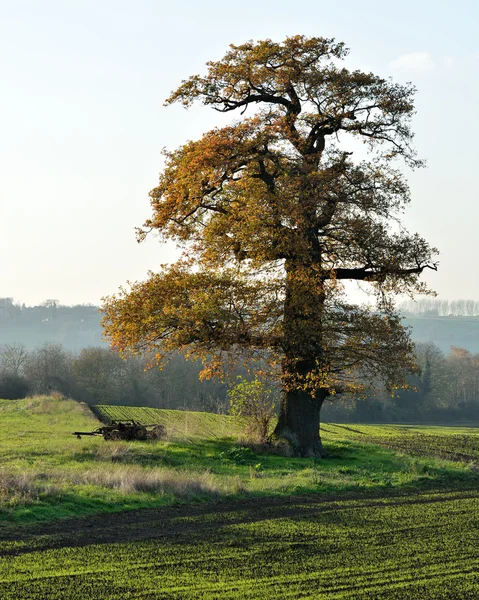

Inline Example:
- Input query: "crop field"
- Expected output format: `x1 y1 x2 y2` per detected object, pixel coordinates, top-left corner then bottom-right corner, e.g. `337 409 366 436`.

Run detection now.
2 397 479 598
93 404 244 439
322 423 479 463
94 404 479 462
2 490 479 598
94 404 479 464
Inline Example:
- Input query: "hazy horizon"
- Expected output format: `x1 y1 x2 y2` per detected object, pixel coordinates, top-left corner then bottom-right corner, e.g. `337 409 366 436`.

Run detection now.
1 0 477 306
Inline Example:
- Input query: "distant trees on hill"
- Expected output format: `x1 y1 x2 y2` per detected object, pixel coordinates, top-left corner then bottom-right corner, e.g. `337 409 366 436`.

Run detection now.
2 296 479 359
0 298 103 350
400 298 479 317
3 296 479 421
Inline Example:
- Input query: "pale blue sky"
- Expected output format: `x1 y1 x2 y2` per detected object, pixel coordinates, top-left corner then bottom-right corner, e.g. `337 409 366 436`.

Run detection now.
0 0 477 305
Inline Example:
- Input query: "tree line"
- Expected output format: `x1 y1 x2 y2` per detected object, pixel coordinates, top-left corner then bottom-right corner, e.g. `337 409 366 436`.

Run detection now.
400 298 479 317
0 343 227 412
323 343 479 423
2 341 479 424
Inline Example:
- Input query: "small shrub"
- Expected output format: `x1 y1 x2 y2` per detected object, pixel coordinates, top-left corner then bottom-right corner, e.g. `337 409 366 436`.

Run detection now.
219 445 255 464
228 377 277 443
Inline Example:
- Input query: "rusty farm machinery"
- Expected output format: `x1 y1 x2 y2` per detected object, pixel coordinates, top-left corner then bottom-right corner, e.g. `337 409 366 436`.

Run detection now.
73 419 167 441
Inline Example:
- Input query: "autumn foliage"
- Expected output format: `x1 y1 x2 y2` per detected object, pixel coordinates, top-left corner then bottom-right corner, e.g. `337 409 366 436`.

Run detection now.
102 36 437 456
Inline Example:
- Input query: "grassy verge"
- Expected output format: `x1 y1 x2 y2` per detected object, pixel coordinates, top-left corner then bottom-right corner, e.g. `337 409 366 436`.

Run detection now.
1 397 479 526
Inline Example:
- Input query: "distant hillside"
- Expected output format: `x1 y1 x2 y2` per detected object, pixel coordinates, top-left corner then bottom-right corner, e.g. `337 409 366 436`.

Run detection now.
404 316 479 354
0 299 104 350
2 297 479 354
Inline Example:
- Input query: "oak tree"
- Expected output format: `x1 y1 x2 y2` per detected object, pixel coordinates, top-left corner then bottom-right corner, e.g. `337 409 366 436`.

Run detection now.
102 36 437 457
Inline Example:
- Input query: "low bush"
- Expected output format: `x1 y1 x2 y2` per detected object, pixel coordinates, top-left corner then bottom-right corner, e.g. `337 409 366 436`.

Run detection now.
219 445 256 465
0 373 30 399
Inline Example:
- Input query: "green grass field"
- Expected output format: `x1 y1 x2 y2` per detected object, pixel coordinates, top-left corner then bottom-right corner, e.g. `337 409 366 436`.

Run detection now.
1 397 477 524
1 397 479 598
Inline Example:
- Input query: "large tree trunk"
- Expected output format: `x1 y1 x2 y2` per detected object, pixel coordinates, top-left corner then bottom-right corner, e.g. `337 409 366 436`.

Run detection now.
273 388 326 457
275 252 327 458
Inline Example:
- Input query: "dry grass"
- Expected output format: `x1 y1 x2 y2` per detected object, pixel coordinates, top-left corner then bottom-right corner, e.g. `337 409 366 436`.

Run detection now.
79 465 224 497
0 466 245 506
24 394 78 413
0 472 60 505
236 437 293 457
91 442 134 462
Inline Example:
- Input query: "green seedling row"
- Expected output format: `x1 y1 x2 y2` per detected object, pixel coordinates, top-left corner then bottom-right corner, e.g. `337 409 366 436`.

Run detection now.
1 490 479 598
93 404 244 439
322 423 479 463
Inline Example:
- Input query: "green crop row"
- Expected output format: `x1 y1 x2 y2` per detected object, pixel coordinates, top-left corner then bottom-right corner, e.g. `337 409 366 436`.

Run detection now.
322 423 479 463
93 404 244 440
1 490 479 598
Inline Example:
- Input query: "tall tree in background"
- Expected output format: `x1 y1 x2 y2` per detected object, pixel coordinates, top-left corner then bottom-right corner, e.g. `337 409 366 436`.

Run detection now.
0 343 28 376
102 36 437 456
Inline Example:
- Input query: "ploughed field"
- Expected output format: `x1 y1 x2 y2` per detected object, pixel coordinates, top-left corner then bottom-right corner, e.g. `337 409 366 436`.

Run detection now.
2 398 479 598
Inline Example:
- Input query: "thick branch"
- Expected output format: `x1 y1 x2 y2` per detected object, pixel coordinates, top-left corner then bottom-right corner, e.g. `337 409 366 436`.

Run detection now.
332 263 438 281
214 92 292 113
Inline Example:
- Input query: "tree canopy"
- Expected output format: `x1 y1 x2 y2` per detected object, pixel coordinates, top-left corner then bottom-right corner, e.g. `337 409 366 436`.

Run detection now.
102 36 437 456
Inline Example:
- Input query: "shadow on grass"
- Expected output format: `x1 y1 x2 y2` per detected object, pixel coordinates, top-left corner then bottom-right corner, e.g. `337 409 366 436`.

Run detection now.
2 486 479 600
3 480 479 553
